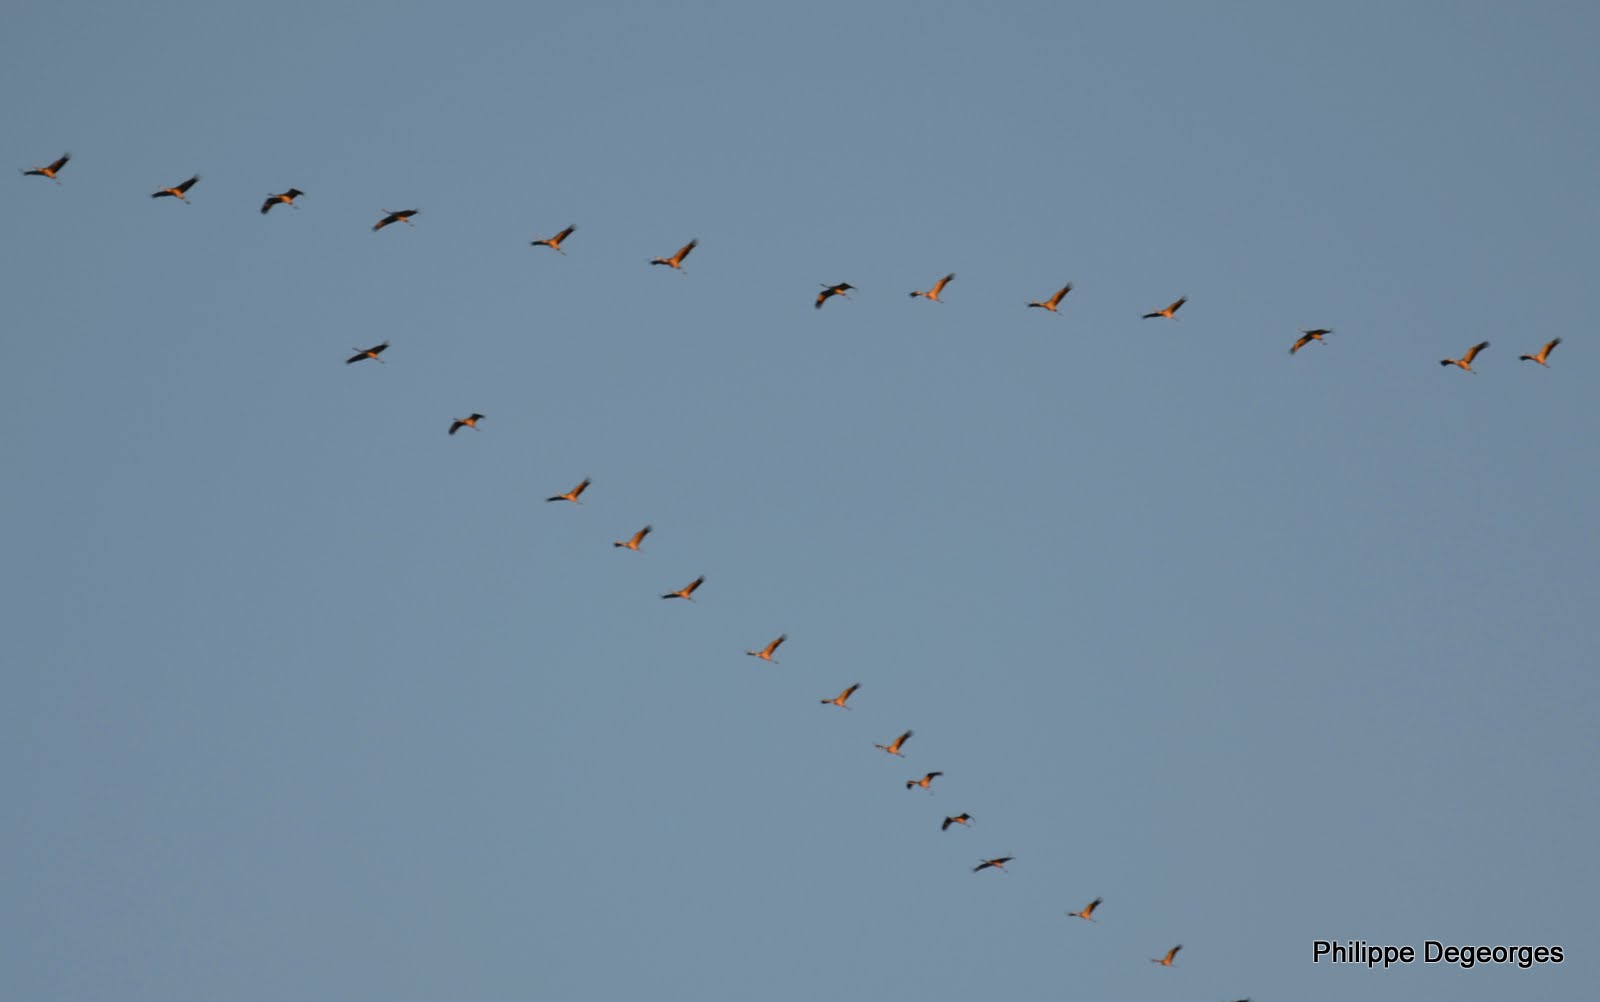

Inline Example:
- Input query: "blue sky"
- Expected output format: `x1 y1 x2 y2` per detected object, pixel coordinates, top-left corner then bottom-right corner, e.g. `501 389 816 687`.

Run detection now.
4 3 1596 1000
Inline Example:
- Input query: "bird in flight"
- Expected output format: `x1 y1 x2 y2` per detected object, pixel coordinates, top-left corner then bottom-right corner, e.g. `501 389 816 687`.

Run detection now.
745 634 786 663
873 729 913 756
1142 296 1187 320
821 683 860 709
1520 337 1561 367
531 224 577 254
1151 945 1182 967
21 152 70 182
816 283 855 309
1440 340 1490 372
1069 897 1102 921
1290 328 1332 354
650 238 698 270
662 575 704 601
449 413 485 435
614 525 652 551
373 209 418 232
151 174 201 203
346 340 389 364
906 771 943 792
973 856 1013 874
547 477 591 504
261 188 304 214
910 273 955 302
1027 283 1072 312
941 813 973 831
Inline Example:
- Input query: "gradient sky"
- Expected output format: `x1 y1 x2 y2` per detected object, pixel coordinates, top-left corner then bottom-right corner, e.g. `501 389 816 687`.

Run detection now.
4 3 1597 1000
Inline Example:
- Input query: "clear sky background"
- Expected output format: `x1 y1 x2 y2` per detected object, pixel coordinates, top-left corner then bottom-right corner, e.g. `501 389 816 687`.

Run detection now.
4 3 1596 1000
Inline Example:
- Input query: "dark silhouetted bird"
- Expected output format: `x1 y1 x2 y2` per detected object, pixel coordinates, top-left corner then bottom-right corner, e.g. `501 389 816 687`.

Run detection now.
22 152 70 182
816 283 855 309
373 209 418 231
261 188 304 214
151 174 201 202
346 341 389 365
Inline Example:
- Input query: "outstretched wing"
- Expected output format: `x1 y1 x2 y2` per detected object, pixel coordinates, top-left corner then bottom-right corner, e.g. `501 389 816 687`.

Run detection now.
1462 340 1489 364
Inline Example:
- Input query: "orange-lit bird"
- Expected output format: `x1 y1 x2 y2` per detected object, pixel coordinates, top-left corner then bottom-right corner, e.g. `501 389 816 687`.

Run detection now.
1152 945 1182 967
22 152 70 182
1290 328 1332 354
874 729 913 756
821 683 860 709
531 224 577 254
1440 340 1490 372
973 856 1013 873
346 340 389 364
1520 337 1561 366
941 813 973 831
547 477 591 504
261 188 304 214
662 575 704 601
1142 296 1186 320
745 634 786 663
449 413 484 435
906 771 942 792
1028 283 1072 312
910 272 955 302
1069 897 1102 921
151 174 201 203
373 209 418 231
614 525 652 551
816 282 854 309
651 238 697 270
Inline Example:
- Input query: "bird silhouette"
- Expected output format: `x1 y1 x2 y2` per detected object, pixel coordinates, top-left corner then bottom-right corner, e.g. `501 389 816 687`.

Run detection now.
260 188 304 214
973 856 1013 873
1440 341 1490 372
1142 296 1186 320
650 238 697 270
346 341 389 365
906 771 943 792
614 526 652 551
1151 945 1182 967
547 478 591 504
821 683 860 709
1520 338 1561 367
1069 897 1102 921
816 283 855 309
1290 328 1332 354
373 209 418 231
1027 283 1072 312
745 634 786 663
874 730 912 756
151 174 201 203
941 813 973 831
21 152 70 182
910 273 955 302
531 224 577 254
662 575 704 601
448 413 484 435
